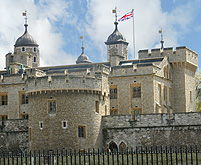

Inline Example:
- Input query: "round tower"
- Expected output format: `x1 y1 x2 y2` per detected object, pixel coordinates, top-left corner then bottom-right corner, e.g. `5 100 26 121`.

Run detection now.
105 22 128 67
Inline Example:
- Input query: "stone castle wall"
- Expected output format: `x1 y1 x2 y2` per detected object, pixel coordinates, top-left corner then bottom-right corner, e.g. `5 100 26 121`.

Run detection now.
0 119 28 153
102 112 201 148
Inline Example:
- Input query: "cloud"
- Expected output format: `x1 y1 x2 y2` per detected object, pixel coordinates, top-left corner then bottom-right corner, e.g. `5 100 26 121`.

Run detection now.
0 0 76 69
85 0 198 59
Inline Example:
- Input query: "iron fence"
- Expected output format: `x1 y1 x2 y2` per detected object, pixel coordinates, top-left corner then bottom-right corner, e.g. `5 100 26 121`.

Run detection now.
0 145 200 165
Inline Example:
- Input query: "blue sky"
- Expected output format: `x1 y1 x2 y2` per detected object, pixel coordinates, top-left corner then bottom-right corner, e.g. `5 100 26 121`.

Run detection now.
0 0 200 69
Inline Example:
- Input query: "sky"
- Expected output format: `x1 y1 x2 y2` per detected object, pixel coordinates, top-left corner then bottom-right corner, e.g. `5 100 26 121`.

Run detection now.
0 0 201 70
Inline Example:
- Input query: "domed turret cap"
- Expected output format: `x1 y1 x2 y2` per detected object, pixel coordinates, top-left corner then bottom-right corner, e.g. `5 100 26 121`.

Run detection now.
76 46 91 64
15 24 38 47
106 22 126 43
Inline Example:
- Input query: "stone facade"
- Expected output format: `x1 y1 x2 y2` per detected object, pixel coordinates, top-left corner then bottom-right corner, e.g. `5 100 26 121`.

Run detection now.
0 20 199 152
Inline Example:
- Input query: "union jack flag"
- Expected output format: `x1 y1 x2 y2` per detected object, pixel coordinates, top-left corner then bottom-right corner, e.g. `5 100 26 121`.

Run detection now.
118 9 134 22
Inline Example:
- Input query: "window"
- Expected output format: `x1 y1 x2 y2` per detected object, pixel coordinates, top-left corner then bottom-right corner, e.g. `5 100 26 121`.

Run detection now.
22 114 28 119
105 105 107 115
119 142 127 152
34 48 36 52
96 101 99 113
48 99 57 114
62 121 67 129
0 93 8 106
2 95 8 105
132 108 142 120
133 86 141 98
21 93 28 104
169 68 172 80
0 115 8 120
169 88 172 106
110 109 118 115
190 91 192 103
110 86 117 99
22 47 25 52
158 84 162 105
164 86 167 104
78 126 86 138
39 122 43 130
34 57 36 62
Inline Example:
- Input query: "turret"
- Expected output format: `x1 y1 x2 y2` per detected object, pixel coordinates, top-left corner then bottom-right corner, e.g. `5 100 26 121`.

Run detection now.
6 21 40 74
105 22 128 67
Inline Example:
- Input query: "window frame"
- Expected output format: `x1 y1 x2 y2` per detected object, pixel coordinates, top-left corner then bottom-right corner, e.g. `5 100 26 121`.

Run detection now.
78 125 86 138
0 93 8 106
110 85 117 99
47 99 57 114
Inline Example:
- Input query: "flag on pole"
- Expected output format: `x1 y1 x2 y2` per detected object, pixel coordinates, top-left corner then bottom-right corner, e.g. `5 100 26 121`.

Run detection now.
118 9 134 22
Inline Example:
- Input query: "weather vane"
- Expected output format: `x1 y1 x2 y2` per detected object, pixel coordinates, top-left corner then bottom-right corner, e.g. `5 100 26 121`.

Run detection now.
112 7 118 22
80 35 84 54
22 10 28 24
159 28 164 50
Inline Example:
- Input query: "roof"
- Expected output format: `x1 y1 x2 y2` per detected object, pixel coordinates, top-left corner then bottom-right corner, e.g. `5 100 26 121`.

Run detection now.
14 24 38 47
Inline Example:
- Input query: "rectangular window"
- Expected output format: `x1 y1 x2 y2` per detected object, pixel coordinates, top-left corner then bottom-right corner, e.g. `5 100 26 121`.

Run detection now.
78 126 86 138
0 115 8 120
110 86 117 99
21 114 28 119
164 86 167 104
110 109 118 115
169 88 172 106
190 91 192 103
0 93 8 106
158 84 162 105
21 94 28 104
48 99 57 114
96 101 99 113
133 86 141 98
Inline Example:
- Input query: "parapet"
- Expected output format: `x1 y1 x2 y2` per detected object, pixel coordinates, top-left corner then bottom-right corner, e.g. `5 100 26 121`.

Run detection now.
138 46 198 67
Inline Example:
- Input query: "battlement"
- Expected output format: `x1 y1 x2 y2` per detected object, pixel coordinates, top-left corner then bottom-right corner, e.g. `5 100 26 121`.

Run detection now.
102 112 201 129
138 46 198 67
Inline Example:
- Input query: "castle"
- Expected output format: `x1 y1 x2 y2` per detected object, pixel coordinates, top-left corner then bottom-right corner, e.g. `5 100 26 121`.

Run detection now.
0 19 200 152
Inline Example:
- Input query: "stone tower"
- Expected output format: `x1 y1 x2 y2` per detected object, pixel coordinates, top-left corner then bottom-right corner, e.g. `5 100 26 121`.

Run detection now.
6 23 39 74
105 22 129 67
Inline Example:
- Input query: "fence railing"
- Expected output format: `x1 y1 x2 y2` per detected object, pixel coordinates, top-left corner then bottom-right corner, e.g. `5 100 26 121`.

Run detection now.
0 145 200 165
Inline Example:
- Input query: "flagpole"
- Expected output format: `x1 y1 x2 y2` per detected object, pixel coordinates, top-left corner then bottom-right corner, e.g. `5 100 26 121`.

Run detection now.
132 9 135 59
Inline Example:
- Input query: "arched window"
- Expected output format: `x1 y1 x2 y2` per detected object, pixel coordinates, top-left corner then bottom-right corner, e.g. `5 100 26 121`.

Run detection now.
22 47 25 52
109 141 118 152
119 141 127 153
34 48 36 52
34 57 36 62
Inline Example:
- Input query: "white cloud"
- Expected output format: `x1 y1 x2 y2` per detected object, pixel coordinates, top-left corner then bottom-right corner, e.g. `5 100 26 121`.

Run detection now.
0 0 76 69
85 0 197 59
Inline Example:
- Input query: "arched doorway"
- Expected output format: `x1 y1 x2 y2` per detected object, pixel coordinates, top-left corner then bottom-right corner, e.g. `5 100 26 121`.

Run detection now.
109 141 118 152
119 141 127 153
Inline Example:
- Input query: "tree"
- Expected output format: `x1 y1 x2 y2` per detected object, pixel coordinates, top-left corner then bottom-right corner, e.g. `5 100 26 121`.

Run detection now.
195 68 201 111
